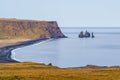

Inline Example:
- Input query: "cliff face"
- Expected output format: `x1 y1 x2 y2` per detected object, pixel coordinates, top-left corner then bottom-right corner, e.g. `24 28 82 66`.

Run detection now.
0 18 66 39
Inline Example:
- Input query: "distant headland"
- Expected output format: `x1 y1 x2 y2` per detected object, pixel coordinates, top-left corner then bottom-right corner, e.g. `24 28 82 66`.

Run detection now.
0 18 66 39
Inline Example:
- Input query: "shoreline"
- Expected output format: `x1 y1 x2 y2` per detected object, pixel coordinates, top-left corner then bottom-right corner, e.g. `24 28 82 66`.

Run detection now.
0 38 48 63
0 38 120 69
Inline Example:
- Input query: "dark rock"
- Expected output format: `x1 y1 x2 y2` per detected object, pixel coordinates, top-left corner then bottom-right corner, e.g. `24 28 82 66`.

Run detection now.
79 31 91 38
84 31 90 38
91 32 95 38
78 31 84 38
48 63 52 66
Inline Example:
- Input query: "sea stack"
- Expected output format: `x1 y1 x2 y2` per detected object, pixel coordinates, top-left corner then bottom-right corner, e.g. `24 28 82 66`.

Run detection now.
79 31 94 38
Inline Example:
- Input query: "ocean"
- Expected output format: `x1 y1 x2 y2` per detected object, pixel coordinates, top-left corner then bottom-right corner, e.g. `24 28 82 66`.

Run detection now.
12 27 120 68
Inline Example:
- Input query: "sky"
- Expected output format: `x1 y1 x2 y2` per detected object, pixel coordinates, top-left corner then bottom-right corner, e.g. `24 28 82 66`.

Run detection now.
0 0 120 27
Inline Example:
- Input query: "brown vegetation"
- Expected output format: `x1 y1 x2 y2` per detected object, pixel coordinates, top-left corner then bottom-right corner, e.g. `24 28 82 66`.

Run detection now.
0 62 119 80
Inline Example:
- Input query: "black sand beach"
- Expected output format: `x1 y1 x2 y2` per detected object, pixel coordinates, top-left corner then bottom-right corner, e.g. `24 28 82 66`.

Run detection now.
0 38 48 63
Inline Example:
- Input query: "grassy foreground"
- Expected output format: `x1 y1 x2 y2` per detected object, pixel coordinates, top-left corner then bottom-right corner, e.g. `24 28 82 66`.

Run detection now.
0 62 120 80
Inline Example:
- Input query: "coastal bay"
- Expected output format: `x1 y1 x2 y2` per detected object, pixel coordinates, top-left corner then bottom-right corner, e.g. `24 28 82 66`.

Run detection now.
0 18 66 63
0 18 119 80
12 27 120 68
0 38 120 80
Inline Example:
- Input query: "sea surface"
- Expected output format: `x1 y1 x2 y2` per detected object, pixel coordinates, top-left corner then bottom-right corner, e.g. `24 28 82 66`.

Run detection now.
12 27 120 68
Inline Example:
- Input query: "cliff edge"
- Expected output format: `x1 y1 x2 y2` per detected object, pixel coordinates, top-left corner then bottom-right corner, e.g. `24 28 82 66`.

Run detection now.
0 18 66 39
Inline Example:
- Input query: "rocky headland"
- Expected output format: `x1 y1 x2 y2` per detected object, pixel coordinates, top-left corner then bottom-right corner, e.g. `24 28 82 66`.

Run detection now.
0 18 66 62
0 18 66 39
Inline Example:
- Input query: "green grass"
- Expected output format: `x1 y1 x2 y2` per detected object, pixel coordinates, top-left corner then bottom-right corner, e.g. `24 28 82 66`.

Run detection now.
0 62 120 80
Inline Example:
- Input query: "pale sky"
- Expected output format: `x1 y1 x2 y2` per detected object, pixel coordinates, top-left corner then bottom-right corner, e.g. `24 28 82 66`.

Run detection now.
0 0 120 27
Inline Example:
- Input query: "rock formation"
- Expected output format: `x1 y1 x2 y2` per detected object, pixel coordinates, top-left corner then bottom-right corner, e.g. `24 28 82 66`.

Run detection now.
0 18 66 39
79 31 94 38
91 32 95 38
79 31 90 38
78 31 84 38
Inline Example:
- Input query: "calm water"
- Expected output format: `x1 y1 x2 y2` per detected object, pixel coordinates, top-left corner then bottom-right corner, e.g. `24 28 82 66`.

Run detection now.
12 27 120 68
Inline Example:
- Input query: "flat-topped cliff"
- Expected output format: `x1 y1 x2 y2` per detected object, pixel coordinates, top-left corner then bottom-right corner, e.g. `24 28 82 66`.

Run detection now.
0 18 66 39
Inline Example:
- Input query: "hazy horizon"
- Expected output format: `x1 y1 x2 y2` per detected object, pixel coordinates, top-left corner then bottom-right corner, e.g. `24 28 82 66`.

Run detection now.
0 0 120 27
60 26 120 28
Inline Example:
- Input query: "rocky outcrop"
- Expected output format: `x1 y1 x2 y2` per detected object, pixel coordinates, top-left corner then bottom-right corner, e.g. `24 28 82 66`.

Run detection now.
79 31 94 38
0 18 66 39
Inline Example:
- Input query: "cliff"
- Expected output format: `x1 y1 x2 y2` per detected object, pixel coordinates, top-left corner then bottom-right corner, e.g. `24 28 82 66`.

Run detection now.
0 18 66 39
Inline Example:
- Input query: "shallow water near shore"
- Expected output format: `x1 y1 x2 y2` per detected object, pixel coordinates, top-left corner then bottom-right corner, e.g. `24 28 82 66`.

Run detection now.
12 27 120 68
